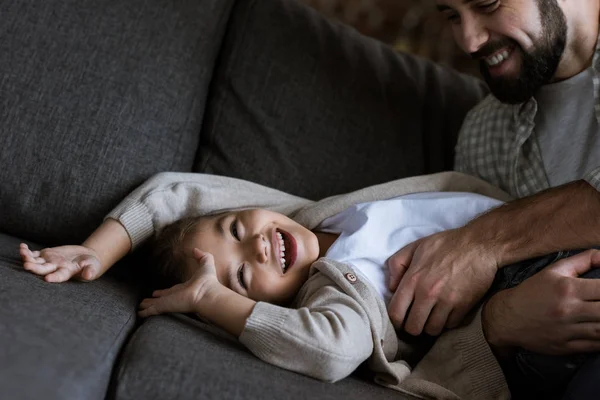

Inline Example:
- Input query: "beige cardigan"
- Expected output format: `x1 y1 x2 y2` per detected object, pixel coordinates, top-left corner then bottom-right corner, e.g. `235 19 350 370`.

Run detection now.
107 171 513 400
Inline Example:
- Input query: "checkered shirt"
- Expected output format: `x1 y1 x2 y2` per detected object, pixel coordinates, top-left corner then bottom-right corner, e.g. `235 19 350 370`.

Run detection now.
454 38 600 198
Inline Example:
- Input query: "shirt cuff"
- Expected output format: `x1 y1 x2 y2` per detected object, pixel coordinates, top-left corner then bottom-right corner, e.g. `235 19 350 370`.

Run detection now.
105 200 155 250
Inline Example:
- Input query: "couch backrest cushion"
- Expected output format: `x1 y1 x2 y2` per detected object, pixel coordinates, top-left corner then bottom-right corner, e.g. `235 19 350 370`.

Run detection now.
0 0 234 244
196 0 488 200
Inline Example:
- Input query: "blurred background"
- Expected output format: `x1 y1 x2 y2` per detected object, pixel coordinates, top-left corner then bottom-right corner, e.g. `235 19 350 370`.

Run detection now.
303 0 479 76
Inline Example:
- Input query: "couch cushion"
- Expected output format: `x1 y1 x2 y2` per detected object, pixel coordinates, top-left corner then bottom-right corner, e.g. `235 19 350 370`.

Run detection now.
112 315 416 400
196 0 488 200
0 234 141 400
0 0 235 245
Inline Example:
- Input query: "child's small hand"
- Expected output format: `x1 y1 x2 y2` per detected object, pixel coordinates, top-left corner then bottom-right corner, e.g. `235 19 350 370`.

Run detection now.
138 248 222 318
19 243 102 282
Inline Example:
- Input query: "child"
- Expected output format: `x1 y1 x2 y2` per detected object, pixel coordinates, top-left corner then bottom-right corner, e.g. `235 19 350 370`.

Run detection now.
17 172 599 399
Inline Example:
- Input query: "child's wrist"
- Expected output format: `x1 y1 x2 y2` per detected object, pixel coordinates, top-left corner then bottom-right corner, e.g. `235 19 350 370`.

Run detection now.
193 279 229 313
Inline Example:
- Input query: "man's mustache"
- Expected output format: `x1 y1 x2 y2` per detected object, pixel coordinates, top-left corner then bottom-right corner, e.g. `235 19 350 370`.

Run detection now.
471 39 517 60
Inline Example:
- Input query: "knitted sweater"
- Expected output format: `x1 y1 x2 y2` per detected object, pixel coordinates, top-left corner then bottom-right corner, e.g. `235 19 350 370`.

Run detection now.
107 171 513 400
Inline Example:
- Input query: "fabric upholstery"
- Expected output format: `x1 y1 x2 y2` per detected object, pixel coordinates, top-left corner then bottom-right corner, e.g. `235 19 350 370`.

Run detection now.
112 315 416 400
0 0 235 245
0 233 141 400
196 0 488 199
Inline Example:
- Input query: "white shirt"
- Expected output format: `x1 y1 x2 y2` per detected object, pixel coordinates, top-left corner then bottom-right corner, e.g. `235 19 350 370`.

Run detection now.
318 192 503 304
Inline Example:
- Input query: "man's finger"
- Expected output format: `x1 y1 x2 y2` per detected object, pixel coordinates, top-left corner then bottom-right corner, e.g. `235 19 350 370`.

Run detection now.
565 340 600 355
386 241 418 291
388 277 417 328
424 303 453 336
552 249 600 277
446 306 470 329
403 290 437 336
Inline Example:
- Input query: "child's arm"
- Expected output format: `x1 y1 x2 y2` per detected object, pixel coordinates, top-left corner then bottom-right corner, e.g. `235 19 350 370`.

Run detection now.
21 172 308 282
20 218 131 282
139 249 374 383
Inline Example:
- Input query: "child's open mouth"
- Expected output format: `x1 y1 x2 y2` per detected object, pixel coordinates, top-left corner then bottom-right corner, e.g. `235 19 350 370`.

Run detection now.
276 229 297 273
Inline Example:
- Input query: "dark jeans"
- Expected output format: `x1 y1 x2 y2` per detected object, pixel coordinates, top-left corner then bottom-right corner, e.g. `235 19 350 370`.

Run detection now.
489 249 600 400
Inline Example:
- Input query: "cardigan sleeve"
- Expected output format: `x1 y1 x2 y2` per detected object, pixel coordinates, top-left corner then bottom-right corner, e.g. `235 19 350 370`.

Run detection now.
239 278 374 383
105 172 310 249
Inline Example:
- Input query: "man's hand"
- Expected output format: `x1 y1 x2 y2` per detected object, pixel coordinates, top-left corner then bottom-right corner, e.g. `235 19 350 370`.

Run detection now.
483 249 600 355
20 243 103 282
387 228 498 336
138 248 221 317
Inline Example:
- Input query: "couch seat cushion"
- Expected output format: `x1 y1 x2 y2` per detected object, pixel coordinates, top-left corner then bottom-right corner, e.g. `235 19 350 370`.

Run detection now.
112 314 416 400
0 233 141 400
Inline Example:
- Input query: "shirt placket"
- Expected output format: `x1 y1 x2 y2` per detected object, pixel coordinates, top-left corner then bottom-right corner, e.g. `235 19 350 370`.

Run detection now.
510 101 550 198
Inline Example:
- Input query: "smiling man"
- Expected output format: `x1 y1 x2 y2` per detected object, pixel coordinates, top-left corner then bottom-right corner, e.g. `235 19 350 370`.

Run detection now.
387 0 600 397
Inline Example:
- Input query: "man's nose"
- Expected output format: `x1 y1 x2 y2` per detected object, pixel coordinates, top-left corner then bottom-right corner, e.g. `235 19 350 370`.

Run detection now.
251 234 268 264
456 15 489 55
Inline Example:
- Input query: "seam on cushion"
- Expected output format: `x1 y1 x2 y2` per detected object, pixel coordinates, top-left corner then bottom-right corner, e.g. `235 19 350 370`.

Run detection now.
195 0 258 172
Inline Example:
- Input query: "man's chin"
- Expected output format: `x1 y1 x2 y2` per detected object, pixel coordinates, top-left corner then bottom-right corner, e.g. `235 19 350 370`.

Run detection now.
488 82 536 104
482 69 536 104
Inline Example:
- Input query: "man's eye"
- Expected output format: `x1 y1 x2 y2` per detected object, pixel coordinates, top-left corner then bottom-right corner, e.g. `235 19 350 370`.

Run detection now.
237 264 247 290
230 219 240 240
479 0 499 11
446 13 460 23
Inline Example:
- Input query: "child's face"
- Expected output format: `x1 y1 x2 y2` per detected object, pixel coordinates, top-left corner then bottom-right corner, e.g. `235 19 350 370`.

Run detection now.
184 209 320 304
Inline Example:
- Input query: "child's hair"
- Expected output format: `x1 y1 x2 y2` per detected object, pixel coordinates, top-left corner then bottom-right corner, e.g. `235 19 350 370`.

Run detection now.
151 216 205 288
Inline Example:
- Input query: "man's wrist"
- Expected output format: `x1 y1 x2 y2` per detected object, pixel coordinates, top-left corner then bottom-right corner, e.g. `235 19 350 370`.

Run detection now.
456 224 504 270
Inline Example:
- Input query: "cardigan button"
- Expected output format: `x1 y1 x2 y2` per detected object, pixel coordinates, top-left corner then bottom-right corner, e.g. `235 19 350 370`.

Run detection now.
345 273 357 283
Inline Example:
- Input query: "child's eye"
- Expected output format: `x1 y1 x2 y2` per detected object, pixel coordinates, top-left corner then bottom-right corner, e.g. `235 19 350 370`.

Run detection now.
237 264 247 290
230 219 240 240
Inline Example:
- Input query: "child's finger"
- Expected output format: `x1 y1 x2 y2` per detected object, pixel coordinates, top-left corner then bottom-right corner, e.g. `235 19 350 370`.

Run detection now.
138 307 156 318
77 265 97 281
19 247 36 263
45 267 75 283
23 262 58 275
152 285 180 297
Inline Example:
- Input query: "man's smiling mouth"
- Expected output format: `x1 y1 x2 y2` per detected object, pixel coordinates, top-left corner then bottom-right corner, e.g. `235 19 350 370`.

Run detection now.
482 43 516 68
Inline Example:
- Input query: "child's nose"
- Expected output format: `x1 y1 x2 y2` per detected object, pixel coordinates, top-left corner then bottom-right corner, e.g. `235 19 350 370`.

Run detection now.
253 234 268 263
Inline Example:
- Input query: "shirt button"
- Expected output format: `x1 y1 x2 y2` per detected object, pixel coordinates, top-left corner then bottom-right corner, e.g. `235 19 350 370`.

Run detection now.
345 273 357 283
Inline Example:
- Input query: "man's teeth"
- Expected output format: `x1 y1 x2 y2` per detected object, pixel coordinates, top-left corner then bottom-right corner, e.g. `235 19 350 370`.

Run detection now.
277 231 287 271
486 49 510 66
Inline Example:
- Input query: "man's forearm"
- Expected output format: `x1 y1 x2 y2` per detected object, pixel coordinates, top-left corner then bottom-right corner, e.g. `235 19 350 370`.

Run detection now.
464 180 600 266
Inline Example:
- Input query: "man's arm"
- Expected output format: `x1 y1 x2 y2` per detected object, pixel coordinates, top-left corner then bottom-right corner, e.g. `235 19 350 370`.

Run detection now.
387 180 600 337
464 179 600 266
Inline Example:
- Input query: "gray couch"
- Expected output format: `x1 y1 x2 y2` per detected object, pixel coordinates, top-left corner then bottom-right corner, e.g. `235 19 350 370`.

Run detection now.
0 0 488 399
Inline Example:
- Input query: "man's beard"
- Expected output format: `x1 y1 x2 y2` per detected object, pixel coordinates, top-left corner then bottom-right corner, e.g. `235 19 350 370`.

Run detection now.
478 0 568 104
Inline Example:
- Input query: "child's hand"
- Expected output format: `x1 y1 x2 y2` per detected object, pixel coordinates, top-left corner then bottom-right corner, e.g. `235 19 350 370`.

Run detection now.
138 249 221 318
19 243 103 282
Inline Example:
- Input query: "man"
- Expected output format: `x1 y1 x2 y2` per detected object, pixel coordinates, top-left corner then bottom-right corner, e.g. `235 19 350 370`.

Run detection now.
387 0 600 362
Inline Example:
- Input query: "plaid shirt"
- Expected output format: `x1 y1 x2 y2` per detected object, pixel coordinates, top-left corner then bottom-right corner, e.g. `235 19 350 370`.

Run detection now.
454 38 600 198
